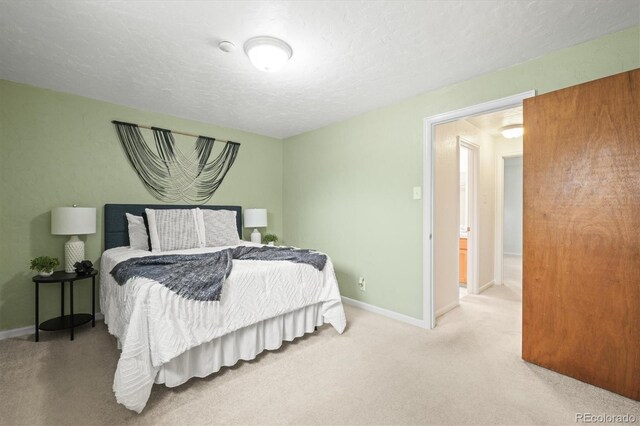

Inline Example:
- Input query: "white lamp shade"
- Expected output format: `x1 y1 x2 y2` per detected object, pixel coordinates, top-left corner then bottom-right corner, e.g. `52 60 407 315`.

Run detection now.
244 209 267 228
51 207 96 235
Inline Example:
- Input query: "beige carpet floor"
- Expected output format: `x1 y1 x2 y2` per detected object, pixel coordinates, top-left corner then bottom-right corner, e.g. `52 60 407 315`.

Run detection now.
503 255 522 296
1 285 638 425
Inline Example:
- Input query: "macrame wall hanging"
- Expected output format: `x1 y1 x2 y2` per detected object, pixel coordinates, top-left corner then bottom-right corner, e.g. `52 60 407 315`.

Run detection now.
113 121 240 204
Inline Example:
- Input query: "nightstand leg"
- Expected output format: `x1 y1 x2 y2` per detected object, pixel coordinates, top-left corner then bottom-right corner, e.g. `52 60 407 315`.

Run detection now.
70 281 74 341
60 281 64 318
35 282 39 342
92 275 95 327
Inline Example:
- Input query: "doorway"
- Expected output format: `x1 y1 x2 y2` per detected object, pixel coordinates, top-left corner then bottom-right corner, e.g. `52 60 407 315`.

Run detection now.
458 139 478 301
423 90 534 328
501 155 523 295
495 149 524 290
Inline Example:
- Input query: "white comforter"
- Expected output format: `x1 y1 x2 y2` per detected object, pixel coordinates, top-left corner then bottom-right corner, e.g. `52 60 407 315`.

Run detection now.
100 242 346 413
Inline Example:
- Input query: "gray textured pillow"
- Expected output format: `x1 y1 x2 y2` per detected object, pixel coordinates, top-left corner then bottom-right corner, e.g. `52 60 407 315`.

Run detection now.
125 213 149 250
199 209 240 247
146 208 200 252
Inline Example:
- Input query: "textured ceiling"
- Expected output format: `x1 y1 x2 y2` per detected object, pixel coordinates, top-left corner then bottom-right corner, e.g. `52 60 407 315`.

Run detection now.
0 1 638 139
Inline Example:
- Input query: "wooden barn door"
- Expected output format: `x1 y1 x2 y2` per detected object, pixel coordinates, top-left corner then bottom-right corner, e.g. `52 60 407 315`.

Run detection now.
522 69 640 401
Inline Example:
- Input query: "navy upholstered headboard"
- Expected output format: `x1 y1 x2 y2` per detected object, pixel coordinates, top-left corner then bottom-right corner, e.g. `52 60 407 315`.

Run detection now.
104 204 243 250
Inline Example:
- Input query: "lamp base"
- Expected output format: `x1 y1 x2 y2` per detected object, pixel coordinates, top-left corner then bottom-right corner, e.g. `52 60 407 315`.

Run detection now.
250 229 262 244
64 235 84 273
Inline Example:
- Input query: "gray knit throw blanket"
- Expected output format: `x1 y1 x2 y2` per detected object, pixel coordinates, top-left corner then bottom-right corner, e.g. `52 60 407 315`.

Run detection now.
110 246 327 301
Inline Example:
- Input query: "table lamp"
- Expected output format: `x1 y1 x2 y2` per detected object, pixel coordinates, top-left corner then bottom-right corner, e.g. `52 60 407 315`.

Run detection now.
244 209 267 244
51 206 96 273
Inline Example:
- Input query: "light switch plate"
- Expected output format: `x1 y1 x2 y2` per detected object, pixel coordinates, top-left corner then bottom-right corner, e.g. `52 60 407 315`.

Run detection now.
413 186 422 200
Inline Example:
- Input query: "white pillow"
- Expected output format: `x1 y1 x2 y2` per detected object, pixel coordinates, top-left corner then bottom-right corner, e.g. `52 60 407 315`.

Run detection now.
145 208 200 252
125 213 149 251
197 208 240 247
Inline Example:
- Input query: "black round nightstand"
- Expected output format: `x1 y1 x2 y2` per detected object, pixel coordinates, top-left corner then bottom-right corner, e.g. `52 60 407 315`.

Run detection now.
32 269 97 341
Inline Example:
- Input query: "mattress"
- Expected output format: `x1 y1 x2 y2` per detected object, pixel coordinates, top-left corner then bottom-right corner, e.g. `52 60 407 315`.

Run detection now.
100 242 346 413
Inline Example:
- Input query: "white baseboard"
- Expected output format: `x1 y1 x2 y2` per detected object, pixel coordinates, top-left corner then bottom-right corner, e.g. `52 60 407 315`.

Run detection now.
0 325 35 340
341 297 427 329
503 252 522 257
435 301 459 318
0 313 104 340
479 280 495 293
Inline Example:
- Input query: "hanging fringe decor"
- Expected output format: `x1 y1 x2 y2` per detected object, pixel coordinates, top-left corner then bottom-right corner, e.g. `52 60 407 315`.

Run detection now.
113 121 240 204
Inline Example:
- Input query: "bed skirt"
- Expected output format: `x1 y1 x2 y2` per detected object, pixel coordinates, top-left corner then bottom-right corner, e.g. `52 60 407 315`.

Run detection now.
154 302 324 387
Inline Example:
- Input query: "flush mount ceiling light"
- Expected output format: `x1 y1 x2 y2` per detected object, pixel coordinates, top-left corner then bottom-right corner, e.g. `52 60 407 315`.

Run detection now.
501 124 524 139
244 36 293 72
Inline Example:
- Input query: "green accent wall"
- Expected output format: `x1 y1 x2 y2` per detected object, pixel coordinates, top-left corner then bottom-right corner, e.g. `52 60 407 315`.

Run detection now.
283 26 640 320
0 81 283 330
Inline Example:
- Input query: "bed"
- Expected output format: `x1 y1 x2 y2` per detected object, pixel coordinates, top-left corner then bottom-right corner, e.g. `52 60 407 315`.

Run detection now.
100 204 346 413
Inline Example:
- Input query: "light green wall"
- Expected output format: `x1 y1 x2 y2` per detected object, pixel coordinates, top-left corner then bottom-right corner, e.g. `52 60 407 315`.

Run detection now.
283 26 640 320
0 81 283 330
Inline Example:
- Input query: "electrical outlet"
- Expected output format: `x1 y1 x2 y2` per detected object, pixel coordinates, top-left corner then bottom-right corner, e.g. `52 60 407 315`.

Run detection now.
358 277 366 291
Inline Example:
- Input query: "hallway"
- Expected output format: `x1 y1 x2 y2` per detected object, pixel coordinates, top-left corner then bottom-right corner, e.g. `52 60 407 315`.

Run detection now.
503 254 522 295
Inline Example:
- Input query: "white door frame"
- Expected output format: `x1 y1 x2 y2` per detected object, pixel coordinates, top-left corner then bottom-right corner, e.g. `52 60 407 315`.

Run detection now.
494 152 523 286
457 137 479 296
423 90 535 329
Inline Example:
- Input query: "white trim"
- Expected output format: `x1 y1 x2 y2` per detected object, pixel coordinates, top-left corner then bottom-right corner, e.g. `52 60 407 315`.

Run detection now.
0 313 105 340
423 90 535 329
495 152 523 286
503 252 522 257
423 116 436 329
341 297 427 329
479 280 495 293
435 301 460 318
0 325 35 340
456 140 461 303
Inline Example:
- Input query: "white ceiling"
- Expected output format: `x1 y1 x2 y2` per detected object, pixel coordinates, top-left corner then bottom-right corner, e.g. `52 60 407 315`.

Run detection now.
466 106 523 138
0 1 638 139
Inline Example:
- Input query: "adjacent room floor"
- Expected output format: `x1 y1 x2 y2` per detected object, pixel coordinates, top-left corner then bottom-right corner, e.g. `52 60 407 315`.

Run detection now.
503 254 522 295
458 284 468 299
1 285 637 425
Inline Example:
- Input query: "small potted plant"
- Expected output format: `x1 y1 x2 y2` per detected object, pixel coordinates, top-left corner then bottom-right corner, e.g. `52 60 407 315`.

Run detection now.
263 233 279 246
30 256 59 277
